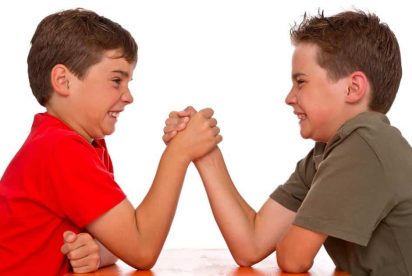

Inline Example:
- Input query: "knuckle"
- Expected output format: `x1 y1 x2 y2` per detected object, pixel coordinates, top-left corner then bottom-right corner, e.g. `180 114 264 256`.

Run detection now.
91 254 99 262
91 243 99 252
67 252 75 259
61 244 68 254
77 233 88 242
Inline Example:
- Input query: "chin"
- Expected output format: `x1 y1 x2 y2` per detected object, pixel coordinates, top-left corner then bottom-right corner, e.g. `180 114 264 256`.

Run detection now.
300 130 311 140
101 124 116 136
104 128 116 136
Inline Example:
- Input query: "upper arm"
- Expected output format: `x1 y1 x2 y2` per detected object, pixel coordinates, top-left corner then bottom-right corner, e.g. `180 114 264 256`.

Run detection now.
256 147 319 255
276 225 327 273
86 199 149 269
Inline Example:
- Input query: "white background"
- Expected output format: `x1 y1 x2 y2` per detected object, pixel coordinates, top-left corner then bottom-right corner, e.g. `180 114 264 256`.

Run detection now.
0 0 410 249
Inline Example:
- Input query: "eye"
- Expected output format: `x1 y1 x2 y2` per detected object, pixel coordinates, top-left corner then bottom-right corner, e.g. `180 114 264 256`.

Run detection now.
296 79 305 87
112 78 122 87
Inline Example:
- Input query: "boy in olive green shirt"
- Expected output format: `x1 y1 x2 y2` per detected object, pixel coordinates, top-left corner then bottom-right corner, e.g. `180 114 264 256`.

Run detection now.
163 10 411 276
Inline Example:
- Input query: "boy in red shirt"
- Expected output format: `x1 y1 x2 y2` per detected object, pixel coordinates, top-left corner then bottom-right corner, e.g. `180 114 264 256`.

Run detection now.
0 8 221 275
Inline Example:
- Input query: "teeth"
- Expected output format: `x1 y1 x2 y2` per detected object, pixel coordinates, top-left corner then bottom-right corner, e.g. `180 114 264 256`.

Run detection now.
297 114 306 120
110 112 119 118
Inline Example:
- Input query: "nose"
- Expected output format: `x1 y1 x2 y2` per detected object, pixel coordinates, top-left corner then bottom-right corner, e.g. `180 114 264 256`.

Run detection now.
285 87 296 106
122 88 134 104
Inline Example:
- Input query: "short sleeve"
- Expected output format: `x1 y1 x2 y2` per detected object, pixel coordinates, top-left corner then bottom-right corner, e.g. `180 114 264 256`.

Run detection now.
294 133 395 246
270 148 317 212
48 135 126 227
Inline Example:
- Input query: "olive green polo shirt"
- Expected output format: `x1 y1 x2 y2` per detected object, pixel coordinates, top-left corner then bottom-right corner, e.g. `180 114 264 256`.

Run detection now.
271 111 412 275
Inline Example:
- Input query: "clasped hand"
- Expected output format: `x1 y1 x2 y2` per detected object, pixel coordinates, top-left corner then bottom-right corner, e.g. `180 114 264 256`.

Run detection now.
162 106 222 161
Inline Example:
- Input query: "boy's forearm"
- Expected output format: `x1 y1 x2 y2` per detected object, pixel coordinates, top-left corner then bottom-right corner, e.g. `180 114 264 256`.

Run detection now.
195 150 248 209
194 147 262 264
195 147 255 217
134 146 190 260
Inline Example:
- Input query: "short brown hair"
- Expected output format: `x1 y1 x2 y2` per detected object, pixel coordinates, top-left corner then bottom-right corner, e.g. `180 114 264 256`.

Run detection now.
290 10 402 113
28 8 138 106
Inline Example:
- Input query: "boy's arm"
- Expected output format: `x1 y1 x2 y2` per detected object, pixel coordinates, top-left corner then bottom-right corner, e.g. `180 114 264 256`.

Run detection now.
163 108 296 265
86 108 221 270
194 148 296 266
276 226 327 273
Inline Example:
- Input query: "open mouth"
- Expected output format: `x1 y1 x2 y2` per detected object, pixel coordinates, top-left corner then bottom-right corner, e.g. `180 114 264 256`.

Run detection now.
294 111 307 121
109 111 120 119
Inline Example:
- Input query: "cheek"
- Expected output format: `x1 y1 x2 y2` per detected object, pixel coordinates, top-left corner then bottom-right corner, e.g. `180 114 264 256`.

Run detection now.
304 96 333 120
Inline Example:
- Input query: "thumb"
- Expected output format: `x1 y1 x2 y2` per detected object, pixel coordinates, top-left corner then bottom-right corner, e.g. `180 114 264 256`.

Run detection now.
177 106 197 117
63 231 76 243
184 106 197 116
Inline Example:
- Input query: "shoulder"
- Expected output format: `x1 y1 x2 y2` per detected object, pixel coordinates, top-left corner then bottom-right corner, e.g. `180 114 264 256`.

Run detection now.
35 127 93 158
340 112 408 147
328 112 411 164
26 114 97 162
320 112 412 197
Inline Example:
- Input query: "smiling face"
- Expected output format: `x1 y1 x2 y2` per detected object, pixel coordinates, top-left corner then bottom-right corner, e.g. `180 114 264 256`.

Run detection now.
285 43 349 143
60 49 135 142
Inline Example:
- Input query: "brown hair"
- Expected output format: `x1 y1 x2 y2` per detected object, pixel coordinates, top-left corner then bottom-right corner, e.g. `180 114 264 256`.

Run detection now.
290 10 402 113
28 8 138 106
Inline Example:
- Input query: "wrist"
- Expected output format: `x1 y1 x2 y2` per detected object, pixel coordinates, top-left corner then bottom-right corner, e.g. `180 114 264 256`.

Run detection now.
164 143 192 166
194 147 221 168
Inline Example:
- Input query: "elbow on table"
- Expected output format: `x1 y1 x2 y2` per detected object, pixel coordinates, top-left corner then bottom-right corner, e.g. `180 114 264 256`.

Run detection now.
276 252 313 273
232 250 263 267
234 256 255 267
128 249 160 270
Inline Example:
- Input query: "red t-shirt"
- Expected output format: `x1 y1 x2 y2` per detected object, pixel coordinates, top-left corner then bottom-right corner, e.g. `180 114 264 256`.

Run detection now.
0 113 126 275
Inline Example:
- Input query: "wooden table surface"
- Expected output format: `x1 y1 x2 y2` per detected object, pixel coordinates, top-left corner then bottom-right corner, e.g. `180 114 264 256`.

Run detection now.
66 248 350 276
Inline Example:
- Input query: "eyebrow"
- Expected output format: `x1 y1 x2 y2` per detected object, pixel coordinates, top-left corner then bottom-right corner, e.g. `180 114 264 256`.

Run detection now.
292 72 307 80
112 70 130 78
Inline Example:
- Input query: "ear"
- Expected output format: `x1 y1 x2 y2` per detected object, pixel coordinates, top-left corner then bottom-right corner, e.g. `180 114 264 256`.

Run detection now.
50 64 72 97
345 71 369 104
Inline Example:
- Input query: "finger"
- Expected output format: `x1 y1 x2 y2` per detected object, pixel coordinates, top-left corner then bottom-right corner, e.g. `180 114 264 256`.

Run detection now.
163 125 177 133
68 242 98 260
165 116 180 125
164 117 189 132
199 108 214 118
177 118 190 130
175 110 190 117
64 233 95 258
216 135 223 144
67 247 86 260
70 254 100 268
165 116 189 126
74 233 93 245
72 265 96 274
63 231 76 243
168 111 179 118
208 118 218 128
176 106 197 117
61 243 71 255
183 106 197 116
162 131 177 144
163 124 184 134
61 231 77 254
212 126 221 136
